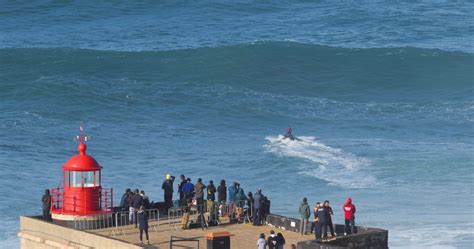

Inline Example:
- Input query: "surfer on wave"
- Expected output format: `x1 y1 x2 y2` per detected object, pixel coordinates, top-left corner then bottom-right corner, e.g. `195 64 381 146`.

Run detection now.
283 126 296 141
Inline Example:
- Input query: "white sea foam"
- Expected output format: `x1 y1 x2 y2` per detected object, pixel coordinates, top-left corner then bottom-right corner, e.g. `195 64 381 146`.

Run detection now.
264 135 376 188
389 223 474 249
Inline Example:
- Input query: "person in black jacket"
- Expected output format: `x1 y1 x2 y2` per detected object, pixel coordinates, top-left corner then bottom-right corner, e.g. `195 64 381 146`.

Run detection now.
207 180 216 202
262 196 271 221
41 189 51 221
140 190 150 209
131 189 143 228
276 232 286 249
323 200 336 239
137 205 149 244
267 230 279 249
247 192 254 222
162 174 175 211
119 189 131 211
217 179 227 203
177 175 186 207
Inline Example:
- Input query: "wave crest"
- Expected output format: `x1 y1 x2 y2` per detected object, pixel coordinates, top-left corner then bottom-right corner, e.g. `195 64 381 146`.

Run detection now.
263 135 376 189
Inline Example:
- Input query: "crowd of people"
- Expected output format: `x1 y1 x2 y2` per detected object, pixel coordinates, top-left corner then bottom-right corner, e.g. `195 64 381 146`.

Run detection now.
41 172 358 247
299 197 357 242
257 230 292 249
172 175 272 227
117 174 272 234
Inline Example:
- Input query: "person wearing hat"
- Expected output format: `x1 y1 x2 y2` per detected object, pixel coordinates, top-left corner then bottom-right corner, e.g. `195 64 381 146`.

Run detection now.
161 174 175 211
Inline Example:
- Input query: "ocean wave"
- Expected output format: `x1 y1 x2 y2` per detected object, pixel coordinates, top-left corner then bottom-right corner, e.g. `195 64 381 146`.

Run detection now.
1 1 473 52
1 42 472 101
263 135 376 189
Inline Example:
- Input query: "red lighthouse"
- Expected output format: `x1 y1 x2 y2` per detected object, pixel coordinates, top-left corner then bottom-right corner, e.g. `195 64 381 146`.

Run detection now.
51 127 113 224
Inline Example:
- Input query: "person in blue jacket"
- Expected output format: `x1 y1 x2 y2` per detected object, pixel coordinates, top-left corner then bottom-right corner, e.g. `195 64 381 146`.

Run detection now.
182 178 195 204
227 182 238 219
137 205 149 245
315 202 330 241
228 182 237 202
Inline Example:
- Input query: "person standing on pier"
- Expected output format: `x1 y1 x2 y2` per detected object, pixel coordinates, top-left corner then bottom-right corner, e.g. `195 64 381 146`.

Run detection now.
128 189 134 224
162 174 175 211
207 180 217 222
257 233 267 249
137 205 149 245
228 182 238 219
140 190 150 209
235 183 247 222
182 178 195 204
119 189 130 211
267 230 278 249
247 192 254 222
195 178 206 212
253 188 263 225
131 189 143 228
178 175 186 207
276 232 286 249
41 189 51 221
206 180 216 206
315 201 330 241
299 197 310 235
343 198 357 235
323 200 336 239
217 179 227 203
312 202 322 240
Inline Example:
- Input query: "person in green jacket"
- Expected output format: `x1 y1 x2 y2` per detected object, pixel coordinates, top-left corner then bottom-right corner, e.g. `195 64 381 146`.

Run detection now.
299 197 311 235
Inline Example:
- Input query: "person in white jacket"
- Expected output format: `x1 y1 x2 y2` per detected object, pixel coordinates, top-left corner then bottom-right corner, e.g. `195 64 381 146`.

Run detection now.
257 233 267 249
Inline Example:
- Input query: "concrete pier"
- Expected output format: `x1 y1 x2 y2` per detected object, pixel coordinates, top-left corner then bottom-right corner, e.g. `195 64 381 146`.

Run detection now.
19 212 388 249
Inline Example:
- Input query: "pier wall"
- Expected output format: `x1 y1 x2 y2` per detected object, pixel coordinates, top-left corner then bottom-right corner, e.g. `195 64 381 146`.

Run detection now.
18 216 142 249
265 214 388 249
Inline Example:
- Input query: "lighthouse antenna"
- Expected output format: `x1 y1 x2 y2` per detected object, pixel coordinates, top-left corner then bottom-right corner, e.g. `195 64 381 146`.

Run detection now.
75 124 91 143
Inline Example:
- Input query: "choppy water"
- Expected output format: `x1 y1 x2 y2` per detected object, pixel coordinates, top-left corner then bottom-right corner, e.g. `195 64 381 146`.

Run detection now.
1 1 473 248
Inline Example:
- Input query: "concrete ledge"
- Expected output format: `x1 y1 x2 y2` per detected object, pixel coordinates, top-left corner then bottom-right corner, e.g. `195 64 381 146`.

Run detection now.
19 216 143 249
265 214 388 249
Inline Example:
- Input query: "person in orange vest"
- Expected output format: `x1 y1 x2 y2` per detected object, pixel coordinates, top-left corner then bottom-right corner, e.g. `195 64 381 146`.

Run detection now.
310 202 320 235
312 202 322 240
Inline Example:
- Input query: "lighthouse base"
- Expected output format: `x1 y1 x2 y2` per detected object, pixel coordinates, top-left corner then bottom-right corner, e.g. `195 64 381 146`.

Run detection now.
52 212 113 230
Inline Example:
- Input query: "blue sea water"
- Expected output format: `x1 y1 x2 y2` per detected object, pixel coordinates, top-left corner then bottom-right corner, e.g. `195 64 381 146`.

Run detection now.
1 1 473 248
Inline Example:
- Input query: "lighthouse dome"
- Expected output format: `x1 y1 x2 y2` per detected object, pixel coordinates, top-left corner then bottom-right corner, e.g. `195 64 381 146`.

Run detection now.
62 143 102 171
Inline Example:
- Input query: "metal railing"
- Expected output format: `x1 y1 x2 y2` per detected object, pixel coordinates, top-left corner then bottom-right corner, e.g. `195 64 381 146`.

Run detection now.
50 186 113 214
113 208 160 236
170 236 200 249
167 200 250 231
73 213 114 230
72 208 160 237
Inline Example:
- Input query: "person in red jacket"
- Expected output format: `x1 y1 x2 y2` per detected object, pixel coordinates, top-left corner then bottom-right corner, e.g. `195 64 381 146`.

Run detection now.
343 198 356 235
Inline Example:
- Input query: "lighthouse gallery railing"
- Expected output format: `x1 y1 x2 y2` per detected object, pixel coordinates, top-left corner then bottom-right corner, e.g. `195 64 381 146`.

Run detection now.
51 186 113 214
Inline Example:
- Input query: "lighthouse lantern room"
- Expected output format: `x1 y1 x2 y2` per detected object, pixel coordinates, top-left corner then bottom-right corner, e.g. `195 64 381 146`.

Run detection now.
51 127 112 223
